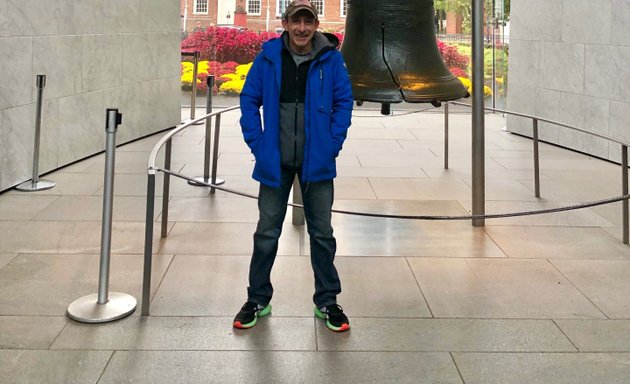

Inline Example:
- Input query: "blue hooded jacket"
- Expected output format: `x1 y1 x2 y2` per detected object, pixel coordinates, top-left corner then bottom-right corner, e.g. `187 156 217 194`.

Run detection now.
239 34 353 187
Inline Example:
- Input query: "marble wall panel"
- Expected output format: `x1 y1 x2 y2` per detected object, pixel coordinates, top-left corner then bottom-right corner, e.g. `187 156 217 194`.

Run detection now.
558 93 610 158
103 0 143 34
32 36 82 101
585 45 620 100
82 34 123 92
0 38 33 110
73 0 105 35
117 83 143 144
610 101 630 145
57 88 122 166
510 0 562 42
505 40 541 89
158 32 183 80
0 104 34 188
612 0 630 46
122 33 159 84
3 1 79 37
1 1 184 191
539 42 585 94
562 0 611 45
142 0 181 33
534 88 561 143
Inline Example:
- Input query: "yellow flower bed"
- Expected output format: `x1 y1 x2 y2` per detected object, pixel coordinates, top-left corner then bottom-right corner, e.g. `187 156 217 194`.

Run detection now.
458 77 492 96
219 62 253 95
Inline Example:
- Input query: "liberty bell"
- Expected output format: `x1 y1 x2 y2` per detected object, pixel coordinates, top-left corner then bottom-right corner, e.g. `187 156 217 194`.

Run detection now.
341 0 468 114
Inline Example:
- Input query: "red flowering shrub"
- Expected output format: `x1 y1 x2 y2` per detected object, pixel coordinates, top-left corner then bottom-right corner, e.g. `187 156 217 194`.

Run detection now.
449 67 468 78
181 27 279 63
437 40 469 73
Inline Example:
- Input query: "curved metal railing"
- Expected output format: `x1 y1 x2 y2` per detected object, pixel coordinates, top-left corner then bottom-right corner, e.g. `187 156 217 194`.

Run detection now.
141 102 630 315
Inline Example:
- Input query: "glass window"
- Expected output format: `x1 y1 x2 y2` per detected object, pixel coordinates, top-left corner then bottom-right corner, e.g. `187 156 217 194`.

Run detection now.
247 0 262 15
194 0 208 14
277 0 290 17
340 0 347 17
311 0 323 17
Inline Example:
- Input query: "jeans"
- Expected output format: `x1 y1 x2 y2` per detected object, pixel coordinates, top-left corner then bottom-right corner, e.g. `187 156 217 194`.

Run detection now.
247 167 341 308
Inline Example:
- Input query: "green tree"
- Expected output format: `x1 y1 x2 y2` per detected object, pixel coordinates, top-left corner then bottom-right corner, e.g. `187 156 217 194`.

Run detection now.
434 0 509 33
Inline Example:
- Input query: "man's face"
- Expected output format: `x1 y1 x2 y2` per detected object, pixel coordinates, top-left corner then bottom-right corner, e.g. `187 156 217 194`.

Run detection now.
282 11 319 53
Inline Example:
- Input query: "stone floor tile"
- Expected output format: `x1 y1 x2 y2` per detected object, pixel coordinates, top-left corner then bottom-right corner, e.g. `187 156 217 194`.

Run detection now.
0 253 172 316
458 201 614 227
0 254 17 270
0 195 59 220
550 260 630 319
555 319 630 352
485 226 630 259
369 177 472 200
333 257 431 317
0 350 112 384
408 258 606 319
32 195 161 221
453 352 630 384
99 351 462 384
0 316 67 349
161 195 259 222
0 221 172 254
333 177 377 200
52 316 315 351
317 318 575 352
332 216 505 257
157 222 300 256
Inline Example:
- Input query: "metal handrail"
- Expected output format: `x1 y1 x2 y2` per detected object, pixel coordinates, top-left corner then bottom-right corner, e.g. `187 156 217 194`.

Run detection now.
141 102 630 316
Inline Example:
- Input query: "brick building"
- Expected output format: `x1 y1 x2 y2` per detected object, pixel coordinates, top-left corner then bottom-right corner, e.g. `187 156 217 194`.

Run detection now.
181 0 348 33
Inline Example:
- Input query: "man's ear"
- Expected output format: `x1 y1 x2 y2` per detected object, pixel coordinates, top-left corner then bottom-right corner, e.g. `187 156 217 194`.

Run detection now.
281 19 288 30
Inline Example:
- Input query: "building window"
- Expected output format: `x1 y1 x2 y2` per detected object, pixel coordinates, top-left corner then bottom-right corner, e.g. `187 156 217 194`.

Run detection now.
311 0 323 17
340 0 347 17
277 0 324 18
247 0 262 15
194 0 208 14
277 0 290 17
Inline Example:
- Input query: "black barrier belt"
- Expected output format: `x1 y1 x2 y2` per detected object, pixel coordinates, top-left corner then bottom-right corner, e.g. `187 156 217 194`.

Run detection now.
158 168 630 221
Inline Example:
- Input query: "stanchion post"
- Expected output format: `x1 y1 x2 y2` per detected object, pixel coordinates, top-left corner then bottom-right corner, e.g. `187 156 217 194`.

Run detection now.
66 109 137 323
142 173 156 316
16 75 55 192
190 51 199 121
292 176 304 225
533 118 541 198
161 139 172 238
622 144 628 245
444 102 449 169
190 75 225 188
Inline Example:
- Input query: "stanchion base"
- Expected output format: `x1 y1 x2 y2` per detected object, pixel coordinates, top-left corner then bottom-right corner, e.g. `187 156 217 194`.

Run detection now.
66 292 137 323
15 179 56 192
187 177 226 187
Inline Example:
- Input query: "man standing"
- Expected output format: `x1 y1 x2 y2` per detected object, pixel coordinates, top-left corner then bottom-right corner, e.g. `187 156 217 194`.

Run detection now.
234 0 353 332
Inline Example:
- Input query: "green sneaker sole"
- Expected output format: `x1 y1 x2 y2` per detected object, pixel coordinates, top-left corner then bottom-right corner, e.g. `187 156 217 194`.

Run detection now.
314 307 350 332
233 304 272 329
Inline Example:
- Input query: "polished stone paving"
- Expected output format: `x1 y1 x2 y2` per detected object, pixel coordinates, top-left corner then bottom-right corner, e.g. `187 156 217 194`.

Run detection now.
1 106 630 383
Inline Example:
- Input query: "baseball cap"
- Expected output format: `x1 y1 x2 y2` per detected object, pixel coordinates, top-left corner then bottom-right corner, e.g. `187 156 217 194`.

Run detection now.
283 0 318 20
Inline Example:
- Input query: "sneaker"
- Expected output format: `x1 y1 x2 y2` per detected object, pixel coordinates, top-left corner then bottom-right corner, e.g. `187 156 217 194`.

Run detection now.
233 301 271 329
314 304 350 332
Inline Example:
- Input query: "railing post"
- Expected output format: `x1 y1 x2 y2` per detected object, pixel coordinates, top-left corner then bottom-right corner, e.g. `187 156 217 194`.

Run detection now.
161 138 172 238
622 145 628 245
533 118 541 198
292 176 304 225
190 75 224 188
16 75 55 192
190 51 199 121
210 111 225 193
66 109 137 323
444 102 449 169
142 172 156 316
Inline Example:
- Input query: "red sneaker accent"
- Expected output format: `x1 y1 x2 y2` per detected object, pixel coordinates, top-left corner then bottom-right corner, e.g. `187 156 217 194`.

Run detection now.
233 321 244 329
339 323 350 332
